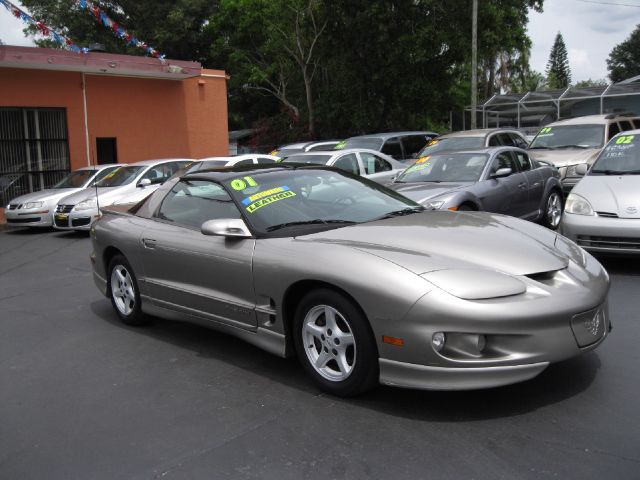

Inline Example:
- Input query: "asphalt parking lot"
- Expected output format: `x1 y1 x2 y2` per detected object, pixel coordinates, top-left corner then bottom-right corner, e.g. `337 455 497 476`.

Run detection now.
1 226 639 480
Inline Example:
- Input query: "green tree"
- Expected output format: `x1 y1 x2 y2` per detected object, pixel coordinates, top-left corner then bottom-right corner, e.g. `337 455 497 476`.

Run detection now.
545 32 571 89
607 24 640 83
573 78 608 88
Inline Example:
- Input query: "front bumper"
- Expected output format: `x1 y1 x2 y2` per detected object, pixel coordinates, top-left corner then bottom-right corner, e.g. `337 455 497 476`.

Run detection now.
5 208 53 227
53 207 99 231
561 212 640 254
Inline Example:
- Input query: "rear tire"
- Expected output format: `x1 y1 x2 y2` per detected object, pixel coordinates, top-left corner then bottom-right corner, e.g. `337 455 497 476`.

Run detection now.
542 190 563 230
107 254 147 326
293 289 378 397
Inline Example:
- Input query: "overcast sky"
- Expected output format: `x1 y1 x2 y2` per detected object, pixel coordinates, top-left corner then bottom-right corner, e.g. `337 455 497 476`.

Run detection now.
1 0 639 83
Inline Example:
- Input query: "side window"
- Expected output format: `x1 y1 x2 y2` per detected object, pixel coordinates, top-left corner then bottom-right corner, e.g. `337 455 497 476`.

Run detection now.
608 123 621 141
633 119 640 129
256 157 276 164
491 152 517 174
234 159 254 166
156 180 240 228
401 135 428 157
488 134 503 147
619 120 633 132
381 137 403 158
511 133 529 149
333 153 360 175
141 162 182 185
514 151 532 171
498 133 515 147
360 152 392 174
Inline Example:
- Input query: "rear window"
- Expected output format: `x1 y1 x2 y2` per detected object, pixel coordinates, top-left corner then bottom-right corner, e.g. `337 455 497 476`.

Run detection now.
337 138 384 150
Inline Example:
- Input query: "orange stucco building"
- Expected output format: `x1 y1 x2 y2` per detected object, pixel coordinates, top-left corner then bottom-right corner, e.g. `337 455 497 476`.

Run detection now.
0 45 228 222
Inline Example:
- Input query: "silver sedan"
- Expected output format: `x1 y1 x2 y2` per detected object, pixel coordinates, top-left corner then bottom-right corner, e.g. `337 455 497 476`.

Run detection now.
91 165 610 396
387 148 563 229
561 130 640 253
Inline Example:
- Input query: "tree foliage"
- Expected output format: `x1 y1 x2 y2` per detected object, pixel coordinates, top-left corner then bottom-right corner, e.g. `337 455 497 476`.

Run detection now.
20 0 544 142
607 24 640 83
545 32 571 89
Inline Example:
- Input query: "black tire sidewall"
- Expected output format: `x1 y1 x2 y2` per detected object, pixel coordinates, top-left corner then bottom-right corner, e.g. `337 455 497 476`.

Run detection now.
293 289 378 397
107 254 146 326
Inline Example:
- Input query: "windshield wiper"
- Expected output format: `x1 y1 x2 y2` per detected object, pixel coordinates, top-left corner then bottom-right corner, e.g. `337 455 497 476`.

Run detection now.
554 144 591 149
374 207 425 220
266 219 356 232
591 169 640 175
529 146 555 150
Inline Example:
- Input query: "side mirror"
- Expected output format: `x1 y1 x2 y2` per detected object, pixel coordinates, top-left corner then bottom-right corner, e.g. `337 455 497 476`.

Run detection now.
137 178 152 188
575 163 589 176
491 167 512 178
201 218 252 238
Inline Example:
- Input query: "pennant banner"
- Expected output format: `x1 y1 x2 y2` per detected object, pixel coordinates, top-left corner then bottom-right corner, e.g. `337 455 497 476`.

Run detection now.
75 0 165 59
0 0 84 53
0 0 165 59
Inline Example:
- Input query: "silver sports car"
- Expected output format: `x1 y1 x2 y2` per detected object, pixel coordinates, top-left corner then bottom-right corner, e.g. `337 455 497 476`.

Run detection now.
387 148 563 229
90 165 610 396
561 129 640 253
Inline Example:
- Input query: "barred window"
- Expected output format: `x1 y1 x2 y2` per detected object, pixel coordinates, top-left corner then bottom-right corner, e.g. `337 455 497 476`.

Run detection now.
0 108 70 206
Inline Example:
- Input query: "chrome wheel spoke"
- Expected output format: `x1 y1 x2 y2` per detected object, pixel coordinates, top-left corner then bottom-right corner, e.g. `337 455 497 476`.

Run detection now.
335 350 351 375
315 349 331 369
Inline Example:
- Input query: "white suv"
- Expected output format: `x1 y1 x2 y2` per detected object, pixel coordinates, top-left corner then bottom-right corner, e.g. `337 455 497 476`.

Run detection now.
528 113 640 194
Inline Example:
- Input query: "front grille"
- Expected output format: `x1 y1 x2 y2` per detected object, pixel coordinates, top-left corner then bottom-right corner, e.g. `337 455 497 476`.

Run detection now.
577 235 640 250
596 212 619 218
71 217 91 227
56 205 74 214
7 217 41 224
8 204 19 210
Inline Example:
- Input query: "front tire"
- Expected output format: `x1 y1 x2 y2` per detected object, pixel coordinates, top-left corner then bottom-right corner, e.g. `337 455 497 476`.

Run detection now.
293 289 378 397
542 190 563 230
108 254 147 326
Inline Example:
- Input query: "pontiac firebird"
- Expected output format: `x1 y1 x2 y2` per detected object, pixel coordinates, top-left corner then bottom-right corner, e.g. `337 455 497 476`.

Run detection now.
90 165 610 396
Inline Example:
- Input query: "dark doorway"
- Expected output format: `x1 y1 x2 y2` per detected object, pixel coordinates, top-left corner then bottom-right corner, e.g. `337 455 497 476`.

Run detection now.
96 138 118 165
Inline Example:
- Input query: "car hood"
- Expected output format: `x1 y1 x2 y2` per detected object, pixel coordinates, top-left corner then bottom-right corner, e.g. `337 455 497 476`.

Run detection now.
572 175 640 218
528 148 601 168
9 188 81 205
386 182 472 203
297 211 568 276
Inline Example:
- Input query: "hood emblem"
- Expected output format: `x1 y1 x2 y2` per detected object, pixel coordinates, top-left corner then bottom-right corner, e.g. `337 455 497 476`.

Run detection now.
625 206 638 215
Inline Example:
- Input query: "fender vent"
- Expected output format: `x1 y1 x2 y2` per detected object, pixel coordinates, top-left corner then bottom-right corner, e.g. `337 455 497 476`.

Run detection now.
596 211 618 218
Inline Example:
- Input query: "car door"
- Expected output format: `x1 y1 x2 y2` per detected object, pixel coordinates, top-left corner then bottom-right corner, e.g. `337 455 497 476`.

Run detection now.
479 150 529 217
512 149 544 218
138 179 257 329
358 151 397 183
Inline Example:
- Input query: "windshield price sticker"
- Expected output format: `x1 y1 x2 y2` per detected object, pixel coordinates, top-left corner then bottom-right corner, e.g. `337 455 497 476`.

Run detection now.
231 176 259 191
406 163 431 173
334 140 347 150
615 135 635 145
538 127 553 136
242 186 291 205
246 190 296 213
416 156 431 164
428 139 439 146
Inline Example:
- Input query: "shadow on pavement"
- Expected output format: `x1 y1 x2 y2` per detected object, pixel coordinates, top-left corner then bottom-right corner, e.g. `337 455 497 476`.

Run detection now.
91 299 601 422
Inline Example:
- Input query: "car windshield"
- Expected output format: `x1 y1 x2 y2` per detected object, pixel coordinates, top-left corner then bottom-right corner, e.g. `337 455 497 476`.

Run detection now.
96 166 145 187
336 138 383 150
222 168 422 235
529 125 605 149
395 153 489 183
591 134 640 174
418 136 485 156
53 169 97 188
282 154 332 165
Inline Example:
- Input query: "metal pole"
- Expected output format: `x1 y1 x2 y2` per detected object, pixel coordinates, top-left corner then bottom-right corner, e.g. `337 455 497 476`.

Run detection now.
471 0 478 129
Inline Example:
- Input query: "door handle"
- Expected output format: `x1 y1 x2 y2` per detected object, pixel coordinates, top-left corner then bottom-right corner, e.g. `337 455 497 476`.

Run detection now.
518 182 527 190
142 238 157 249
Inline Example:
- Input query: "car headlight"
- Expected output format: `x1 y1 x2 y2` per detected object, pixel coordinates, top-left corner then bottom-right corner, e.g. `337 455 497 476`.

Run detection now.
421 268 526 300
74 197 97 211
424 200 445 210
565 193 594 216
23 201 44 209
